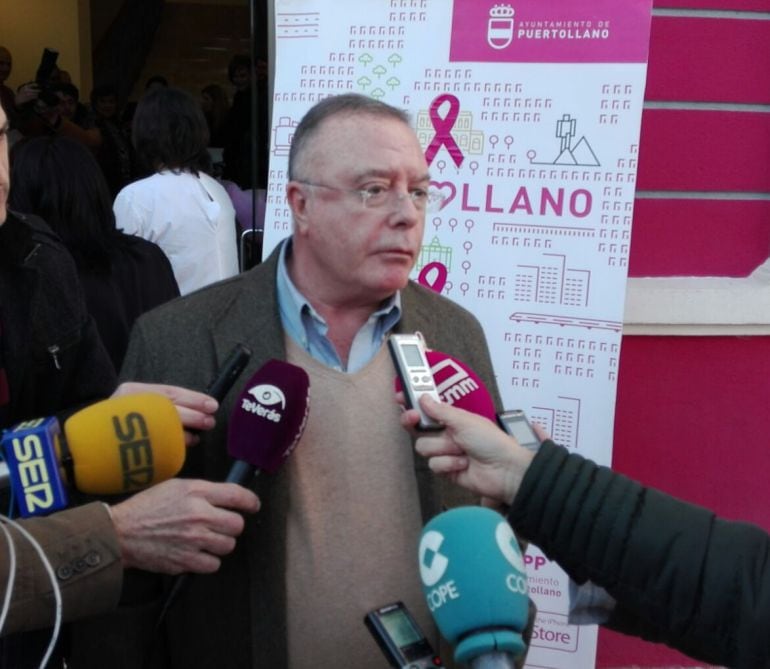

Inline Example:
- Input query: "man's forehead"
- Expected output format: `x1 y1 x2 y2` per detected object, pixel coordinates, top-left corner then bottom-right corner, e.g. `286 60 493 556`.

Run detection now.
312 113 421 155
320 111 409 133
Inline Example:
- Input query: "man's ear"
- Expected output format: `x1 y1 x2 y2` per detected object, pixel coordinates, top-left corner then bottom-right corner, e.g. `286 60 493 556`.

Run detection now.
286 182 310 234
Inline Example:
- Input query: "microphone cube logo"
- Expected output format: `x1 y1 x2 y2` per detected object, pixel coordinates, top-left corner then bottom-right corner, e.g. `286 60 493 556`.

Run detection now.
420 529 461 614
430 357 479 404
242 383 286 423
496 521 528 596
419 529 450 587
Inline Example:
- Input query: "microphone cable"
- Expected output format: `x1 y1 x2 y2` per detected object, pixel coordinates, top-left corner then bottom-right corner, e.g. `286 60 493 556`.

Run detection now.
0 518 17 634
0 513 63 669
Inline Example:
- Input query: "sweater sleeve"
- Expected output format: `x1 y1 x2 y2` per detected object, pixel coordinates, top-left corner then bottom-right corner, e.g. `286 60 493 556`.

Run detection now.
508 441 770 668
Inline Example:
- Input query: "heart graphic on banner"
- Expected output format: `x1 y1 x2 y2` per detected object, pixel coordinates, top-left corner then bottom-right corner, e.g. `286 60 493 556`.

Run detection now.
429 181 456 211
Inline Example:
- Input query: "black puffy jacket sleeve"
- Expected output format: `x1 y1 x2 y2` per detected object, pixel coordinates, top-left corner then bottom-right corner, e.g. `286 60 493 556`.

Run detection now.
508 440 770 668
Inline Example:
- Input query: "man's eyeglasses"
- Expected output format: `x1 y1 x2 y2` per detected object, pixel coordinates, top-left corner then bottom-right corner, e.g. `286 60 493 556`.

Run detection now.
295 180 445 212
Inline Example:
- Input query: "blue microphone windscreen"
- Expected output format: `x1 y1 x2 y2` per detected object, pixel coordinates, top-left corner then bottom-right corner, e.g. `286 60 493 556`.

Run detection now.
418 506 529 663
1 416 68 517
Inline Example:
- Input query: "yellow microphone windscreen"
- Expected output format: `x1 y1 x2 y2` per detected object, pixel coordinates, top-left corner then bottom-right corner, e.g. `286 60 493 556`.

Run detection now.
63 393 185 494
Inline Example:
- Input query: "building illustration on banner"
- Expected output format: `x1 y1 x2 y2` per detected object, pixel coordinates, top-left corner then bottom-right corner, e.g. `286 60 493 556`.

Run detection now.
417 236 453 272
515 253 590 307
530 396 581 450
275 10 320 39
529 114 600 167
272 116 298 156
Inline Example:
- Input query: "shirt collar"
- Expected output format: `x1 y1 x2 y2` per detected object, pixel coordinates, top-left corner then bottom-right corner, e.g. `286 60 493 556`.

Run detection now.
275 236 402 354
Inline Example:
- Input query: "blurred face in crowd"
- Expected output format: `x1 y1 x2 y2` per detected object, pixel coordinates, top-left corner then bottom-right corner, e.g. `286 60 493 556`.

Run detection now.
231 67 250 91
287 112 430 308
57 92 77 120
95 94 118 119
200 91 213 114
1 105 9 225
145 80 165 96
0 47 11 84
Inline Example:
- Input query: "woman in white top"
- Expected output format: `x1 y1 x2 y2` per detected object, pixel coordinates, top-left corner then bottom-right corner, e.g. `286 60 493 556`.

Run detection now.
115 87 239 295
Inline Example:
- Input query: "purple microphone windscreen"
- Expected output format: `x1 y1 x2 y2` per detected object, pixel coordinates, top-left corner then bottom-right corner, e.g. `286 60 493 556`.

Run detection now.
227 359 310 474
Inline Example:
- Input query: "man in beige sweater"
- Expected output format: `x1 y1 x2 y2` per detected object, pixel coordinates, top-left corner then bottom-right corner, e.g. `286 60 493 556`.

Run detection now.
67 94 507 669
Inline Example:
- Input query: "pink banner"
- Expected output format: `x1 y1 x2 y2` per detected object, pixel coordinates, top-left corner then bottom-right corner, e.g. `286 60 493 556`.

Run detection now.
450 0 652 64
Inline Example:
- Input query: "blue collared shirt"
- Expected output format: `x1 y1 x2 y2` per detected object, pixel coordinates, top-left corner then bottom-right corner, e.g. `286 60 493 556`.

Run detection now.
275 238 402 373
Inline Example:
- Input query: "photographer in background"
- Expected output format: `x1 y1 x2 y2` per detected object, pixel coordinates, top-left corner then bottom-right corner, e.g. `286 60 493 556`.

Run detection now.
12 48 100 149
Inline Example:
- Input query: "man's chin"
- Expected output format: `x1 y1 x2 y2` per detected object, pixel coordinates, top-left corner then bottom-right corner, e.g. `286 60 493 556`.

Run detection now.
378 274 412 296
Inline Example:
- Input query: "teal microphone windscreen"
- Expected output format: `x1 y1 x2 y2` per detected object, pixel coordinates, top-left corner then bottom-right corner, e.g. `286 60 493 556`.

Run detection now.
418 506 530 665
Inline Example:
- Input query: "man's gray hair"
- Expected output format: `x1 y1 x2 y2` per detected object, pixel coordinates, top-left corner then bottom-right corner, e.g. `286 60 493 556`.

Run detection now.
287 93 412 180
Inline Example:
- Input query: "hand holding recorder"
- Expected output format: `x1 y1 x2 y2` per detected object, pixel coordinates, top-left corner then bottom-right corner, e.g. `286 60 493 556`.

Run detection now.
399 396 541 507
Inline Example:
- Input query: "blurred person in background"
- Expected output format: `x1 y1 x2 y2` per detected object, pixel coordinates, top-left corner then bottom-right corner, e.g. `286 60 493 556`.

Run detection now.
114 86 238 295
201 83 230 149
0 46 15 123
90 83 137 197
120 74 168 129
222 53 269 190
10 135 179 370
52 82 93 130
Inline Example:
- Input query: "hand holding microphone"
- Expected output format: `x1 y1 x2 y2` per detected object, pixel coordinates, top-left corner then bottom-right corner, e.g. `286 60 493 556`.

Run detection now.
1 391 262 574
158 358 309 618
114 342 253 448
2 393 188 517
112 382 220 447
110 478 259 575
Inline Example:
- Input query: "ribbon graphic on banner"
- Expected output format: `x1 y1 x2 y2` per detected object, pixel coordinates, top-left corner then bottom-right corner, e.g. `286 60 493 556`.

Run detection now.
418 261 449 294
425 94 465 168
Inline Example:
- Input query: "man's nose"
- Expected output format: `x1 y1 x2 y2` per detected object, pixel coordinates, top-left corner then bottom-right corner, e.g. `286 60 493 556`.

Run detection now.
388 191 422 226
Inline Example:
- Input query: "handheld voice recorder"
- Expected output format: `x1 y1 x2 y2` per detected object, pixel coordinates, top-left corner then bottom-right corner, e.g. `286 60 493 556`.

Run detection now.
497 409 541 452
388 333 443 431
365 601 445 669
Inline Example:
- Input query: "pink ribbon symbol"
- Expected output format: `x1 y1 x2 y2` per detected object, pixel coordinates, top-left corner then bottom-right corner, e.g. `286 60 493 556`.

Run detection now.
418 261 448 295
424 94 464 168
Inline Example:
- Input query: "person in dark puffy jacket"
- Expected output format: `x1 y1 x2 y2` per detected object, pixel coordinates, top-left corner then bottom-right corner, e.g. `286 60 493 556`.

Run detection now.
402 395 770 669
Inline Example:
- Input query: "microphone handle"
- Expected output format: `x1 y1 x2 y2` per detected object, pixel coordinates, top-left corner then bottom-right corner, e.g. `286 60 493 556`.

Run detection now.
469 652 517 669
225 460 258 486
156 574 190 631
205 344 252 402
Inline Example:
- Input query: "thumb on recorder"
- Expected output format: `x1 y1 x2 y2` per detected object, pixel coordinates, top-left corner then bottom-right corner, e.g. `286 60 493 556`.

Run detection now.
398 395 541 506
